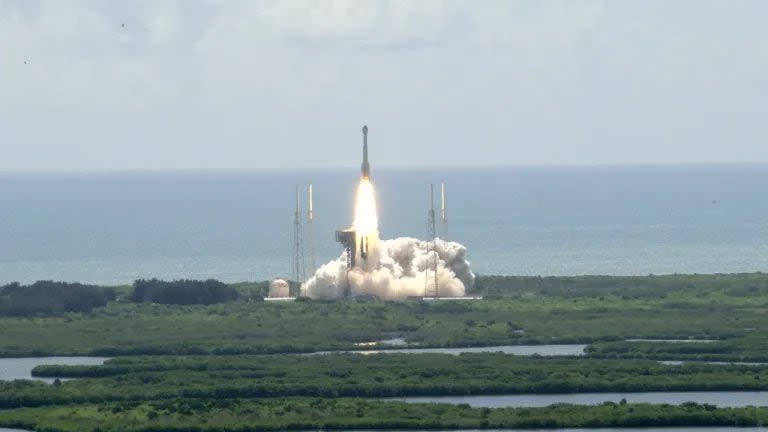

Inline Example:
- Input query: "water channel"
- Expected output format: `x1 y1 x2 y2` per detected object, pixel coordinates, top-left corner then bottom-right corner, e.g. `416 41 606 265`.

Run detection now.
0 357 108 383
392 391 768 408
311 344 588 356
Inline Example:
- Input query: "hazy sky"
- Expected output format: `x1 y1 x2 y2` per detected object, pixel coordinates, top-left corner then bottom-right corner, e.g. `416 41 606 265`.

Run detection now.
1 0 767 171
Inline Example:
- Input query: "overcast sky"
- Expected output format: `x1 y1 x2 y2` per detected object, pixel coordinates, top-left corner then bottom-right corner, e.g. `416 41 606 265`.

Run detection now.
1 0 767 171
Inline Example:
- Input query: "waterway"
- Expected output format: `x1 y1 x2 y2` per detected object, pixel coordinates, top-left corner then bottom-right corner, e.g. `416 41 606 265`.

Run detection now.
0 357 108 383
312 344 587 356
626 339 717 343
393 391 768 408
5 166 768 283
659 360 768 366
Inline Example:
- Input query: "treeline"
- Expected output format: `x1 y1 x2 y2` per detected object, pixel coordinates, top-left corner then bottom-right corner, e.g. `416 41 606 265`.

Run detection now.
586 336 768 362
0 397 767 431
473 272 768 298
130 279 239 305
1 285 764 356
0 278 250 317
0 281 115 316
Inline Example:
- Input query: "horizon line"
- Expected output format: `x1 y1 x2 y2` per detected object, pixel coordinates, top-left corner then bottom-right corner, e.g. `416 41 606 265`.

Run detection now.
1 160 768 175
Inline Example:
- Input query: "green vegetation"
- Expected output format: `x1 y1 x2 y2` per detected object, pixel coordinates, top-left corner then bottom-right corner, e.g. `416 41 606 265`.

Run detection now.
0 279 255 320
130 279 239 305
0 273 766 357
1 272 768 430
228 281 271 300
0 354 761 409
473 273 768 299
0 281 116 317
587 335 768 362
1 283 766 356
474 272 768 298
0 398 766 432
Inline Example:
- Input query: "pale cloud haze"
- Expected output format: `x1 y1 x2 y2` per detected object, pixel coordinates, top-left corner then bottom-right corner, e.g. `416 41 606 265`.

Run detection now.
0 0 766 171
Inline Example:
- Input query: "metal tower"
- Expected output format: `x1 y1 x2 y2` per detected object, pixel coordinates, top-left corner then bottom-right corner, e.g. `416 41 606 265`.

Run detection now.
425 184 439 298
307 183 316 277
291 185 306 290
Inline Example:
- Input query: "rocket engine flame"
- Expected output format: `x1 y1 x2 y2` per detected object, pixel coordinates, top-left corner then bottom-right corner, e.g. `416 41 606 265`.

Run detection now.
352 177 380 270
353 178 379 238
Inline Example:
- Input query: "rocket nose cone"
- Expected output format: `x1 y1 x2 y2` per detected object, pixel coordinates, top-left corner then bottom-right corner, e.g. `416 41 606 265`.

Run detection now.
362 125 368 134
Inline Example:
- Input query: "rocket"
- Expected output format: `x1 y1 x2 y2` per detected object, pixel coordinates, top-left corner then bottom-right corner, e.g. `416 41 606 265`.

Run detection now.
361 125 370 178
441 182 447 224
359 125 371 262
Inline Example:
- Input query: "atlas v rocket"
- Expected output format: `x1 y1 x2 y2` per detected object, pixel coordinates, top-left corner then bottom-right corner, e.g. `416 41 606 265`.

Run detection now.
335 125 373 271
361 125 370 178
359 125 370 262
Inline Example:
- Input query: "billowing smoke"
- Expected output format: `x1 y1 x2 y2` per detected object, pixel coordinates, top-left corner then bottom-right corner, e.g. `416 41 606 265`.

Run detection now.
269 279 290 298
303 173 473 300
302 237 474 300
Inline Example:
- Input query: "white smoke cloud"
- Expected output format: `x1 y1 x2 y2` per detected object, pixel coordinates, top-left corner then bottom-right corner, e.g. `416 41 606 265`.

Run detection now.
302 237 474 300
268 279 290 297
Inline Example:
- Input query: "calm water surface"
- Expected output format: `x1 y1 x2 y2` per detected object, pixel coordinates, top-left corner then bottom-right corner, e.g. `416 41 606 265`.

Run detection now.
626 339 717 343
311 344 586 356
0 357 108 383
659 360 768 366
394 392 768 408
2 165 768 284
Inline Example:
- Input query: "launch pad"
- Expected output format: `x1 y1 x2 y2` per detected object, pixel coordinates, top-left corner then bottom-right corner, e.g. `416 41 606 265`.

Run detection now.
297 124 475 300
335 229 356 269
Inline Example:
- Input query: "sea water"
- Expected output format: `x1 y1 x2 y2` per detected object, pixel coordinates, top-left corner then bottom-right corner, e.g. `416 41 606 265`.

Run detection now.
1 164 767 285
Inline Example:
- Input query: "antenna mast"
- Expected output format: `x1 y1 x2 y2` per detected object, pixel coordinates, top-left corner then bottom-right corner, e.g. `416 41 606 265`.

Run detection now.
307 183 316 281
426 184 438 297
292 185 306 292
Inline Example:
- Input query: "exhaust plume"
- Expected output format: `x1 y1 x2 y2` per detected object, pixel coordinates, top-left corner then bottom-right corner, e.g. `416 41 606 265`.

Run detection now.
302 236 474 300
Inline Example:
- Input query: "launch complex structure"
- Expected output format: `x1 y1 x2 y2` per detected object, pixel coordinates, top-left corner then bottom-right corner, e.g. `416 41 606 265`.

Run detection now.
334 125 371 273
333 126 450 298
283 125 473 300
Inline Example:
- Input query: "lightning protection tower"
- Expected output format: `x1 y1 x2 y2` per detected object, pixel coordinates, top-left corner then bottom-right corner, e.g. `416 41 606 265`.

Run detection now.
425 184 439 298
307 183 316 278
291 185 306 292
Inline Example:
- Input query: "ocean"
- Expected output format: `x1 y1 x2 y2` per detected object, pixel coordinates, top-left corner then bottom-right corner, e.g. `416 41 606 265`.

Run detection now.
1 164 767 285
